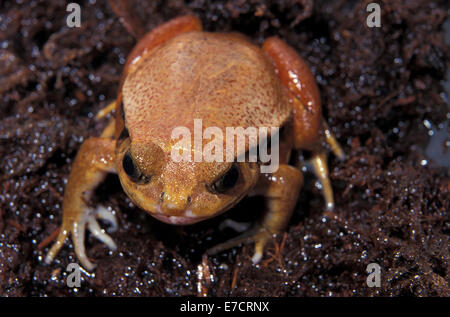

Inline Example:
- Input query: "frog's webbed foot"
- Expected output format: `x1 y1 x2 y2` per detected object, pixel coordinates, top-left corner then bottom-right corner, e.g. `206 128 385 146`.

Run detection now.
45 206 118 271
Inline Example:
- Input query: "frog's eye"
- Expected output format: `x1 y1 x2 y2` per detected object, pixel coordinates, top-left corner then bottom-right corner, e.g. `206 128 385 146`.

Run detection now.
208 163 240 194
122 151 150 183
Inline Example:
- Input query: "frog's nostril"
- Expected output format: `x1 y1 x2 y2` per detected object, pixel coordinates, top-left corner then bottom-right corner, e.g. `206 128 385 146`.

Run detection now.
160 191 165 202
187 196 192 205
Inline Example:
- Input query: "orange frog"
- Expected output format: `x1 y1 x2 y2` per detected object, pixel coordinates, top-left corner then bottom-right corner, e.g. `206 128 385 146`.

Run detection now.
45 15 344 271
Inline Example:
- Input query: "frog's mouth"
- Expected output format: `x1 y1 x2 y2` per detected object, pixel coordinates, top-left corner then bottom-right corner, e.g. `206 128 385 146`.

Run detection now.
150 212 211 225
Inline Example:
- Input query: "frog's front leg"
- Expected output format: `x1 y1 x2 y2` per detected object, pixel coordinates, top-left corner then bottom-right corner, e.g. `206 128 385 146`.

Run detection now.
208 164 303 264
45 136 117 271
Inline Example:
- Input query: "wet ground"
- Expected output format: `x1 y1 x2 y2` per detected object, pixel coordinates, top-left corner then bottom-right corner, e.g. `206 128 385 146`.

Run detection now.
0 0 448 296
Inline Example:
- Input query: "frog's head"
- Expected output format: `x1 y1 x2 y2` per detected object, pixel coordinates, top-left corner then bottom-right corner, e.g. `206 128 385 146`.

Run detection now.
116 137 259 225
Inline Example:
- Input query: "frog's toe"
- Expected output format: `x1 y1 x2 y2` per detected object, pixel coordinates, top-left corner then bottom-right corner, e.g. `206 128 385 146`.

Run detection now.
44 225 70 265
251 230 272 264
251 250 263 265
219 219 251 232
86 206 118 251
93 206 118 232
72 216 96 271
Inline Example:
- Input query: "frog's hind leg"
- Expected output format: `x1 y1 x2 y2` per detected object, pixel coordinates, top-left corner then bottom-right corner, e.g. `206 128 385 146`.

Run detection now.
263 37 344 212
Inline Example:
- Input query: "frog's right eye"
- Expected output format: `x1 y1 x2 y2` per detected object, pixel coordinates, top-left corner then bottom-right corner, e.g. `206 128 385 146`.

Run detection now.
122 151 150 183
207 163 240 194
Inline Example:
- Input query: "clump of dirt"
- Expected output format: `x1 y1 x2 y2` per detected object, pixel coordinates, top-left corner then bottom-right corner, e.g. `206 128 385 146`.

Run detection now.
0 0 448 296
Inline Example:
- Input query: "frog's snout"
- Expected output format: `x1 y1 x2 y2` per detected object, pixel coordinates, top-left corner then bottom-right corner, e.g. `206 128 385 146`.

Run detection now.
151 190 210 225
158 190 191 215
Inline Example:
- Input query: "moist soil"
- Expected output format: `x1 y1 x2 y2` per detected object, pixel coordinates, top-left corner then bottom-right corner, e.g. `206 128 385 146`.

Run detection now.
0 0 448 296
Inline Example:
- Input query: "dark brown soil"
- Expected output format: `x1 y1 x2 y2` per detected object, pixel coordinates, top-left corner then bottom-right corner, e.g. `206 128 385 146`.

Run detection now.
0 0 448 297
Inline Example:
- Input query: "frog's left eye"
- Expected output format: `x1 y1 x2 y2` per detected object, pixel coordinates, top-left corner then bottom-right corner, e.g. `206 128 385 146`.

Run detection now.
122 151 150 183
208 163 240 194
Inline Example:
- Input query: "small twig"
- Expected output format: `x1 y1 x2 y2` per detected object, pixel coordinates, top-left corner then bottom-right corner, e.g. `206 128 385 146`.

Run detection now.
38 227 60 250
231 265 239 289
7 219 25 232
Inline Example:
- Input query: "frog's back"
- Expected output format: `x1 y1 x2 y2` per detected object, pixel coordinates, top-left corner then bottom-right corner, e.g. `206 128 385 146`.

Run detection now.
122 31 290 149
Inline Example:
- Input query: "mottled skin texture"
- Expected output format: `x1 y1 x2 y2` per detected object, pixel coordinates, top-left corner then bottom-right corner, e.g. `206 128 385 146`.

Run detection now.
45 15 343 271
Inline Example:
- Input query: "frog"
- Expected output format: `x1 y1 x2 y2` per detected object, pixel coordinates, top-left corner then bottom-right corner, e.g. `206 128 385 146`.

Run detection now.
44 15 344 271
